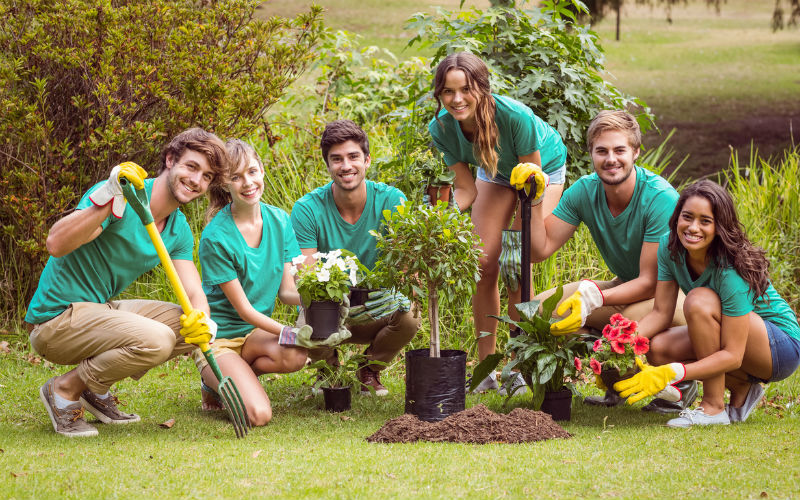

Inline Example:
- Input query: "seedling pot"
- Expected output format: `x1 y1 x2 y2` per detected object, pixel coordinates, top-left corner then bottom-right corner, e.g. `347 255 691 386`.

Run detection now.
307 300 340 340
426 184 452 205
599 367 638 396
348 287 375 307
322 386 351 412
405 349 466 422
540 387 572 421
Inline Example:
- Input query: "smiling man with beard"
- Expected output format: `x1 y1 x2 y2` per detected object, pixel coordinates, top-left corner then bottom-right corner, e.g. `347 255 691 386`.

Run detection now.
511 110 697 412
26 128 228 437
291 120 419 396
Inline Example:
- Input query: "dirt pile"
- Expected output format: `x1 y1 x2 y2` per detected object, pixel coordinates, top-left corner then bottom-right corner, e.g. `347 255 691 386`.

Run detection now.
366 404 571 444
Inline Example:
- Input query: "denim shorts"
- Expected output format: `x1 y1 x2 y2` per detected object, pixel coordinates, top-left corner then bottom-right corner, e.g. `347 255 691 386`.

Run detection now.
749 320 800 383
476 162 567 187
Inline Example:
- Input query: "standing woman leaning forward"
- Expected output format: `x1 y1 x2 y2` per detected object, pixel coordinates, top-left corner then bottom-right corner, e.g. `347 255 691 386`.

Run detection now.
428 52 568 392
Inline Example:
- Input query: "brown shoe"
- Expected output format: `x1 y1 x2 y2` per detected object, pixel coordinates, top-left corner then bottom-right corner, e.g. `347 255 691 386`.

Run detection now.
357 365 388 396
80 390 140 424
40 377 98 437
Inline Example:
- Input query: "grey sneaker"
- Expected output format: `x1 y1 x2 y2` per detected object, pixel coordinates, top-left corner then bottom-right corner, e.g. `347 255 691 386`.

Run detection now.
666 406 731 428
728 383 765 423
497 372 528 396
469 372 499 393
643 379 699 414
40 377 98 437
584 390 625 407
80 390 140 424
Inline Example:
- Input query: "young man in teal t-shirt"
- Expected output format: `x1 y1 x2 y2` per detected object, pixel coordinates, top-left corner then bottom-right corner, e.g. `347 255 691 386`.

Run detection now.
25 129 227 437
515 110 694 412
291 120 419 396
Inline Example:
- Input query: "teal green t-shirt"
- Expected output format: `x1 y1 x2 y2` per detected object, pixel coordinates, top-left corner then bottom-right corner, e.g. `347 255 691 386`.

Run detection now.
657 234 800 341
290 181 406 269
428 94 567 180
552 166 678 282
25 178 194 324
199 203 301 340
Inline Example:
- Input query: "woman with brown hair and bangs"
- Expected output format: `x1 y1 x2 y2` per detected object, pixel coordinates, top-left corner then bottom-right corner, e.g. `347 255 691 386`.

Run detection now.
428 51 568 393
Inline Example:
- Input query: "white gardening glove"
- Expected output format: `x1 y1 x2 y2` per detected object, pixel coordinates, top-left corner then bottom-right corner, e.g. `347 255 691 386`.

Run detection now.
280 303 352 348
550 280 604 335
89 162 148 218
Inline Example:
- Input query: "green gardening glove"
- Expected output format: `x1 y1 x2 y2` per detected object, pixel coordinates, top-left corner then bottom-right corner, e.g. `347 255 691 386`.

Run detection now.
498 229 522 292
614 359 686 404
347 289 411 325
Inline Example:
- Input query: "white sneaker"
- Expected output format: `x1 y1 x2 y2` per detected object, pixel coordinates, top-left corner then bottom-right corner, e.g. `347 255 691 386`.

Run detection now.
666 407 730 428
469 372 499 393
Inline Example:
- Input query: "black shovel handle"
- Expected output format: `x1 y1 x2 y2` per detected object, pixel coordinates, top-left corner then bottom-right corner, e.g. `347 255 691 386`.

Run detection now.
517 187 535 303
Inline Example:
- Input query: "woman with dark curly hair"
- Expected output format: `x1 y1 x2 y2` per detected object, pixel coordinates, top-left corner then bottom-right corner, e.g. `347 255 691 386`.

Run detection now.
614 180 800 427
613 180 800 427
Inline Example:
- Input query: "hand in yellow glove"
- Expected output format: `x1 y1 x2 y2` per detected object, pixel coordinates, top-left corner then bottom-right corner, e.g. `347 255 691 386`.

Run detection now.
510 162 549 205
180 309 218 347
550 280 604 335
614 359 686 404
594 374 607 391
117 161 148 190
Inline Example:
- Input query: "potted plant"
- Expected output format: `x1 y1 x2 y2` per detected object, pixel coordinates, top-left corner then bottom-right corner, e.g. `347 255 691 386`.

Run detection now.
471 287 588 421
371 201 482 421
307 346 386 412
411 148 456 205
292 250 362 340
583 313 650 390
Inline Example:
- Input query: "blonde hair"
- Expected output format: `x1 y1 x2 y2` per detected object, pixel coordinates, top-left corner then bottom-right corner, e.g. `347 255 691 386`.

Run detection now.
586 110 642 151
433 52 500 177
205 139 263 224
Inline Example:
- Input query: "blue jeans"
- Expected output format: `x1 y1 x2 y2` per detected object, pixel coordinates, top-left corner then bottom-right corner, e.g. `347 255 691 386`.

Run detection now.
749 320 800 383
476 162 567 187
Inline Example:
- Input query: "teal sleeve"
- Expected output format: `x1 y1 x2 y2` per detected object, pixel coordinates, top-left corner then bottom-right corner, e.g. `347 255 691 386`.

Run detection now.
169 216 195 261
199 236 238 287
656 235 675 282
281 212 302 263
716 268 756 317
290 200 319 249
643 189 679 242
429 118 459 167
506 105 538 157
551 180 583 227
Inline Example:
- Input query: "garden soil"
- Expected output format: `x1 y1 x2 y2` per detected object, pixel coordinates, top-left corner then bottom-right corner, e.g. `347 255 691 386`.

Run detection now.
366 404 571 444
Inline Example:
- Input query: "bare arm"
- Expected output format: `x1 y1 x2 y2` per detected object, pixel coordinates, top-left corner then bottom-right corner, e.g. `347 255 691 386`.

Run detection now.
684 314 750 379
300 247 318 267
636 279 679 339
529 205 578 262
449 162 477 211
602 241 660 307
173 259 210 316
46 204 112 257
277 262 301 306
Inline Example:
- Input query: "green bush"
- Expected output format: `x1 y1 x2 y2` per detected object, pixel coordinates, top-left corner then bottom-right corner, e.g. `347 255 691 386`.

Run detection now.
0 0 325 323
406 0 654 178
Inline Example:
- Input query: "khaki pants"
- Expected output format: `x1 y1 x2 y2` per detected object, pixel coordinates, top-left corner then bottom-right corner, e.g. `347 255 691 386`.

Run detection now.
308 309 420 369
29 300 196 393
533 279 687 331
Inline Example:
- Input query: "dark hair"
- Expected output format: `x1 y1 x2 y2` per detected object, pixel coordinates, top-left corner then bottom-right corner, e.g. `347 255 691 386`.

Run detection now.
586 110 642 151
159 127 228 187
205 139 263 224
320 120 369 165
432 52 499 176
667 180 770 299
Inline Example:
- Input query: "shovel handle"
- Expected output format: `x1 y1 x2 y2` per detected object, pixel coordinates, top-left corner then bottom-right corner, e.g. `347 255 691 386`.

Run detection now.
517 187 534 303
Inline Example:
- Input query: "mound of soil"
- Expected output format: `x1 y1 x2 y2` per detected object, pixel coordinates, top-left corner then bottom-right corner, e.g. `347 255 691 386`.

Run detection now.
366 404 571 444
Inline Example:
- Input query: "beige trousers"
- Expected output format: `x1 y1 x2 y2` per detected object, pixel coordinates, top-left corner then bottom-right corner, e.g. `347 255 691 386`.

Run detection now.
29 300 196 393
533 279 687 330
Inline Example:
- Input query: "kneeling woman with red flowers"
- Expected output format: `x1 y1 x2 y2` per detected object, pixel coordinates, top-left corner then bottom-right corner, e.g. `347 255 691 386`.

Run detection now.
614 180 800 427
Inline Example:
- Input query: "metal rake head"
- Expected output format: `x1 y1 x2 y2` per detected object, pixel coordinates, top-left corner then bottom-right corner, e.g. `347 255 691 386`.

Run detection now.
217 376 251 438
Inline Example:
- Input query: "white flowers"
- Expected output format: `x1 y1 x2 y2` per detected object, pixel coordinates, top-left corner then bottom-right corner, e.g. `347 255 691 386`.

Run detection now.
293 250 360 285
294 249 367 305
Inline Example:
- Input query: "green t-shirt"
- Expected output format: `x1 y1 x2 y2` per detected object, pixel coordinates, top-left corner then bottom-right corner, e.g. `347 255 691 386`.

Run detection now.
199 203 300 340
25 178 194 324
290 180 406 269
657 234 800 341
552 166 678 282
428 94 567 180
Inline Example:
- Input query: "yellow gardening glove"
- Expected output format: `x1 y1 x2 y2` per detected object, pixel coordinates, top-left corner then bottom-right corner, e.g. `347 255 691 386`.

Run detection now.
180 309 217 347
614 359 686 404
117 161 148 190
510 162 549 205
550 280 604 335
594 374 607 391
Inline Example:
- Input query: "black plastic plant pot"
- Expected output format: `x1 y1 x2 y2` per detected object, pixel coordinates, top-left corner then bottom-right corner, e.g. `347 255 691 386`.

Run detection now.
322 386 351 412
307 300 339 340
541 387 572 421
404 349 466 422
348 287 375 308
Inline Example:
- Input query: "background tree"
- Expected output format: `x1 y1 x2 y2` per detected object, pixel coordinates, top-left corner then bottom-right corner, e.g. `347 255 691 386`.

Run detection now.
0 0 325 324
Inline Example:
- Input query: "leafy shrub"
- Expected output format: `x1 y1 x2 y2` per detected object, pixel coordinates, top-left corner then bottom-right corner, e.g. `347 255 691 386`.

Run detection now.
405 0 654 178
0 0 325 322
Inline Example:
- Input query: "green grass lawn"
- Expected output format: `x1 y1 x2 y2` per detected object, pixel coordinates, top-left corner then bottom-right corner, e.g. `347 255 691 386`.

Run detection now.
2 342 798 499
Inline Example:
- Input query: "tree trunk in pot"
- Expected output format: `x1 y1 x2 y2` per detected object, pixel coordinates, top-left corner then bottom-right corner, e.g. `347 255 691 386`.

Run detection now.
429 285 440 358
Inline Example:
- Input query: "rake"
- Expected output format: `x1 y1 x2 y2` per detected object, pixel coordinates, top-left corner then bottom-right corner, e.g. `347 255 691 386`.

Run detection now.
121 178 251 438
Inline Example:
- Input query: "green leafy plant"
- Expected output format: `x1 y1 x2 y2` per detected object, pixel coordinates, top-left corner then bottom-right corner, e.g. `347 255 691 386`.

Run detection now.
472 286 588 409
0 0 325 321
584 313 650 377
307 345 385 390
371 202 482 357
405 0 654 178
412 148 456 187
292 250 362 306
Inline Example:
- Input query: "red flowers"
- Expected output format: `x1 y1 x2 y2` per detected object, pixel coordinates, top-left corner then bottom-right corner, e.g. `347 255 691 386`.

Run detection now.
582 314 649 377
574 357 582 371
